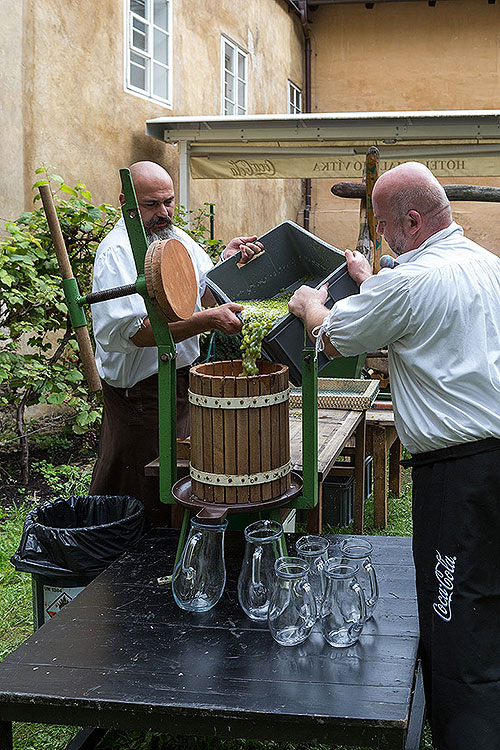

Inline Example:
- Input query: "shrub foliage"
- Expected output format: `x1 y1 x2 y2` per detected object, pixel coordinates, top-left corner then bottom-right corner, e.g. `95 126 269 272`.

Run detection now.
0 167 119 481
0 169 224 484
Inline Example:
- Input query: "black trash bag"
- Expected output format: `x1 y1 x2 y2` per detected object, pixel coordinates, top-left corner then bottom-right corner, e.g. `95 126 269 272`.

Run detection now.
11 495 145 581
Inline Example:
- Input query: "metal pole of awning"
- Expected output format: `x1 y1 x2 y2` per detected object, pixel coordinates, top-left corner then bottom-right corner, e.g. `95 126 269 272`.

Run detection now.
178 139 191 226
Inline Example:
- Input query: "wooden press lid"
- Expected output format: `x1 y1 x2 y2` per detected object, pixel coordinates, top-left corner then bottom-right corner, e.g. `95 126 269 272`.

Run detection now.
144 238 198 322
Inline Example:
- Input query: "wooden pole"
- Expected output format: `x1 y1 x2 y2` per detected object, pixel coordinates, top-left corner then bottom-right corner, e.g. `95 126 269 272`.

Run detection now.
365 147 382 274
39 185 102 393
332 182 500 203
355 167 372 264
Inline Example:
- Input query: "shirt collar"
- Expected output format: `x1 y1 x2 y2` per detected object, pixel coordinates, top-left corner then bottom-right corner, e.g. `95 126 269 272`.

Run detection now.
396 222 462 265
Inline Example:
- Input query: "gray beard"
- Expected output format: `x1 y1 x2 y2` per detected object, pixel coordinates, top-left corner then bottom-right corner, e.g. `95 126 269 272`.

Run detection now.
145 224 175 244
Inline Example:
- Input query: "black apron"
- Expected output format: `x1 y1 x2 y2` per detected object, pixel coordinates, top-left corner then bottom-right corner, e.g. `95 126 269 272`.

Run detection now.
405 437 500 750
89 368 190 526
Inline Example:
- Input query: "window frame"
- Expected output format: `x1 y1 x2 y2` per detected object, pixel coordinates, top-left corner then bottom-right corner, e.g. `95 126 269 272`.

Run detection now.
221 35 248 116
124 0 173 108
287 80 302 115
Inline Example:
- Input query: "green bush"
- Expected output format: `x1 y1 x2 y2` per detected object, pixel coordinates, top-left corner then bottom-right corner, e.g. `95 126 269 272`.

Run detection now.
0 167 119 482
0 167 228 485
174 202 224 264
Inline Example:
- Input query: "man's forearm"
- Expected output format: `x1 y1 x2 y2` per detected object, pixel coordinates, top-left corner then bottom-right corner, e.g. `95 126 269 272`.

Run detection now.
302 303 341 358
130 309 221 348
168 309 222 342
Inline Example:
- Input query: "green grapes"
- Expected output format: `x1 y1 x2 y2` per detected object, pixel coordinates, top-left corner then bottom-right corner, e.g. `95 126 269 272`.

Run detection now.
236 293 292 376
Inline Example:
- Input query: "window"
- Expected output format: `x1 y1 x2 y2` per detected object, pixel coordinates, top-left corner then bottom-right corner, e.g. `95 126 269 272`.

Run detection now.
221 36 247 115
288 81 302 115
126 0 172 106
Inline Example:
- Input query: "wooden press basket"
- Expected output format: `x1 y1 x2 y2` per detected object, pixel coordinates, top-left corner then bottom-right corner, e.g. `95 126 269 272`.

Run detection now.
189 360 291 505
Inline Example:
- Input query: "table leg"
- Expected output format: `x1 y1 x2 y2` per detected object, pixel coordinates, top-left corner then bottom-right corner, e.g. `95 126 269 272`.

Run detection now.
66 727 107 749
372 425 388 529
171 502 185 529
353 416 366 534
404 661 426 750
306 481 322 534
0 721 13 750
389 435 402 497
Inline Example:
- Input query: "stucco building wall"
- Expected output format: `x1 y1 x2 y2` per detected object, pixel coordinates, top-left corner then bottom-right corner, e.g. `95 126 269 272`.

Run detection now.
3 0 498 254
181 0 304 241
1 0 303 246
309 0 500 255
0 0 25 223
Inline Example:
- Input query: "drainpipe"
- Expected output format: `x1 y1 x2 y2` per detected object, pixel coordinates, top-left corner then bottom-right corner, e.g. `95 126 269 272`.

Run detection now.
298 1 312 231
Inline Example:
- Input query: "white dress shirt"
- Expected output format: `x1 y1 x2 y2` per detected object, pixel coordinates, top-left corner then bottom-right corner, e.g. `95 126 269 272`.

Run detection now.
319 223 500 454
92 218 213 389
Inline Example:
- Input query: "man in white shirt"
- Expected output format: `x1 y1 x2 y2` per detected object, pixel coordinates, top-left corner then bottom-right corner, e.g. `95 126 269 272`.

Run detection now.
89 161 263 524
289 162 500 750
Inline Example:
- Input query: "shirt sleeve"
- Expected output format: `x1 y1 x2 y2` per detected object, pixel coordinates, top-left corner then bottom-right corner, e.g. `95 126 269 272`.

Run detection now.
321 270 413 356
189 239 215 298
91 242 148 354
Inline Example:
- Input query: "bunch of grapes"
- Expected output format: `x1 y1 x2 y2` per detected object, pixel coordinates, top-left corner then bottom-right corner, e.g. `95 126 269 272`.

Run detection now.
237 293 292 376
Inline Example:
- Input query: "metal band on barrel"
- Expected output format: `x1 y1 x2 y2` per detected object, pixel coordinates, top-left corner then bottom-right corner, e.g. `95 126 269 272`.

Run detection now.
188 388 289 409
190 461 291 487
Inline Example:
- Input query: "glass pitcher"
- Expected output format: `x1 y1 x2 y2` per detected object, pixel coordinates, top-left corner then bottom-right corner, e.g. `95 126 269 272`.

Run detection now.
237 519 283 621
172 517 228 612
320 562 366 647
267 557 317 646
339 538 379 619
295 534 330 615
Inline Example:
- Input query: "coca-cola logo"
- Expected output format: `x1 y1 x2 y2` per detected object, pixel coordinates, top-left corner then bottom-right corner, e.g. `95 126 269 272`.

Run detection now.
228 159 276 177
433 550 456 623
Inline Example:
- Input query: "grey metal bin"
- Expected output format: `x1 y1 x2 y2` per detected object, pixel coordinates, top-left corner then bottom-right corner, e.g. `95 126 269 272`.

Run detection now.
205 220 360 385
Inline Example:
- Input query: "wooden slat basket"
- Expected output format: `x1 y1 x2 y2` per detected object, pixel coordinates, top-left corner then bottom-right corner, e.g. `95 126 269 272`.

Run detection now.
189 360 290 505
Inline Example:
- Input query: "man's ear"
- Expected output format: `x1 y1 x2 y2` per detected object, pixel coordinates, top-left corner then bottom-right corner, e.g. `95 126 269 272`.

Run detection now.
119 193 125 206
407 210 422 234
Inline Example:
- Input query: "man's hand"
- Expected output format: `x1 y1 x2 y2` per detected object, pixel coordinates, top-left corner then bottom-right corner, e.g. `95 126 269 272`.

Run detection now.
288 284 328 321
223 236 264 264
345 249 373 286
210 302 244 335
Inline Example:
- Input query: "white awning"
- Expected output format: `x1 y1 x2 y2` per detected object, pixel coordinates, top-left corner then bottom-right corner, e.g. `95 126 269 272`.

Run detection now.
145 111 500 209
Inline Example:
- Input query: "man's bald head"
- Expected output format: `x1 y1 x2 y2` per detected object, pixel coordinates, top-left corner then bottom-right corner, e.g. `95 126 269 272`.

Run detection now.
130 161 171 184
372 162 452 255
122 161 176 242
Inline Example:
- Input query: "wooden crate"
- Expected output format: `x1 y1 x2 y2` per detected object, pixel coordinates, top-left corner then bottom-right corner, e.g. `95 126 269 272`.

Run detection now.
289 378 379 410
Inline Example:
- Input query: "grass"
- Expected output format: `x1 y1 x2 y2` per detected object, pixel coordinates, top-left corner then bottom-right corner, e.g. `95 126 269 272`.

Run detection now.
0 460 433 750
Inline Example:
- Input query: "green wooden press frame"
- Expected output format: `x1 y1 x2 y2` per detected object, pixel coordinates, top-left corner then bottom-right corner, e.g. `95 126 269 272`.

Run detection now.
61 168 320 560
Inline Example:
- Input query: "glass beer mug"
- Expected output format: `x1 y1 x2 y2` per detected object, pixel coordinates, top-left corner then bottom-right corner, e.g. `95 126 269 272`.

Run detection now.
339 538 379 619
172 517 228 612
320 562 366 647
268 557 317 646
295 534 330 615
237 519 283 621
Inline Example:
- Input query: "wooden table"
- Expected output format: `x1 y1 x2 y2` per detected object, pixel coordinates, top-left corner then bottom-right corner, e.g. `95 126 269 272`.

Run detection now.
366 409 401 529
146 408 367 534
289 407 366 533
0 529 424 750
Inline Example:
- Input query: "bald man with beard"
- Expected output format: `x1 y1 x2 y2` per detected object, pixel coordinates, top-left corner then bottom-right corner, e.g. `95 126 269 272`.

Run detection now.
89 161 263 525
290 162 500 750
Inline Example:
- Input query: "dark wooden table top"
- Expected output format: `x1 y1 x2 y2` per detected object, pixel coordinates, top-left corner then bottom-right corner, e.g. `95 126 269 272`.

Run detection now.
0 530 420 749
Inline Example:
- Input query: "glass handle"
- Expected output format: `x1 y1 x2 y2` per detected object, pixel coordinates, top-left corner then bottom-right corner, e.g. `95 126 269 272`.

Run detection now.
251 545 264 589
182 532 201 575
352 581 367 622
364 561 379 606
294 580 317 631
302 581 317 628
